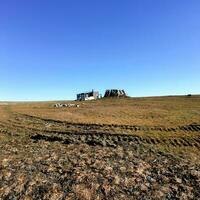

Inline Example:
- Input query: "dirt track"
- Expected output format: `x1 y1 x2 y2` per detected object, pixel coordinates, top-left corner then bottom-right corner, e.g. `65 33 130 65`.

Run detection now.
1 113 200 149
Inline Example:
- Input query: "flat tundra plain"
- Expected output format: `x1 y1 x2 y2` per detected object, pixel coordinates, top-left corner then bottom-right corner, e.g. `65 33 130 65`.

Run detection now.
0 96 200 199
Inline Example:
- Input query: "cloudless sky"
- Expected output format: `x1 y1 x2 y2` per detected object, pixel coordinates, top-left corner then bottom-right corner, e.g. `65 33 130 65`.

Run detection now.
0 0 200 101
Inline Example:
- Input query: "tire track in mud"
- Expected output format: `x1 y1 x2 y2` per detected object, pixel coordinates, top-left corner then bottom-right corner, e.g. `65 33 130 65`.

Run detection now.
11 113 200 133
1 113 200 148
30 131 200 149
0 122 19 136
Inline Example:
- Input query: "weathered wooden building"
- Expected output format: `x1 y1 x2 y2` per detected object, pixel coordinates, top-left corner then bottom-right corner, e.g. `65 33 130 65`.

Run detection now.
77 90 99 101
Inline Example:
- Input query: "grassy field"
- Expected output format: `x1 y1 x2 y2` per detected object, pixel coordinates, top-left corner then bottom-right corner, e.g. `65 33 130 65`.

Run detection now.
4 95 200 126
0 95 200 162
0 95 200 199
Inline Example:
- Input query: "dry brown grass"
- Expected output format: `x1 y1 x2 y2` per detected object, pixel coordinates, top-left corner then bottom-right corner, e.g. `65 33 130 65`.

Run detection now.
1 95 200 164
1 97 200 199
0 105 11 121
73 184 96 200
5 95 200 127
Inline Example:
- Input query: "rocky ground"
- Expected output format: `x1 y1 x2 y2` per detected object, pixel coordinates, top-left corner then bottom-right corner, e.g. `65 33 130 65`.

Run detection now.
1 134 200 200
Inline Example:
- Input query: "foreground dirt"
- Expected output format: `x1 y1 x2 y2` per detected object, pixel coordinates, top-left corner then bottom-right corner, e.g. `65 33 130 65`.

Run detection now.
1 119 200 200
1 135 200 200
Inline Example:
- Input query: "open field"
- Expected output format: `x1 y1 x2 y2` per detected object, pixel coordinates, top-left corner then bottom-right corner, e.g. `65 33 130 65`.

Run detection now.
0 95 200 199
6 95 200 126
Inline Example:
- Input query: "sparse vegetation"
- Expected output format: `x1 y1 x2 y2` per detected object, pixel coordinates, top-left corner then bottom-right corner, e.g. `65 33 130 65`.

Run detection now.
0 95 200 199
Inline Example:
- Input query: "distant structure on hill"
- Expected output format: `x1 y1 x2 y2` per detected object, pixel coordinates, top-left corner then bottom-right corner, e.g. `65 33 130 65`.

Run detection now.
104 89 127 98
77 90 99 101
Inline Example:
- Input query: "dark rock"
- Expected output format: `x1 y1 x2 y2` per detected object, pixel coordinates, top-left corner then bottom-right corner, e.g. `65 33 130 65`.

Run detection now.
104 89 127 98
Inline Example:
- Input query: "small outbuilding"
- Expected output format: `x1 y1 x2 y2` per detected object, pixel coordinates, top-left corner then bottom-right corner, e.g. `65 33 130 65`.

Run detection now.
77 90 99 101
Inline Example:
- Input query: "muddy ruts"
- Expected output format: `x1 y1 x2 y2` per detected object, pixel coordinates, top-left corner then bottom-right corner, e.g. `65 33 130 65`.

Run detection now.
2 118 200 148
2 113 200 148
31 132 141 148
30 131 200 148
11 113 200 133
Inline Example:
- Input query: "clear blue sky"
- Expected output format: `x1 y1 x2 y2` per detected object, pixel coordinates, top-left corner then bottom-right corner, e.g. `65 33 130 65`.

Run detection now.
0 0 200 101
